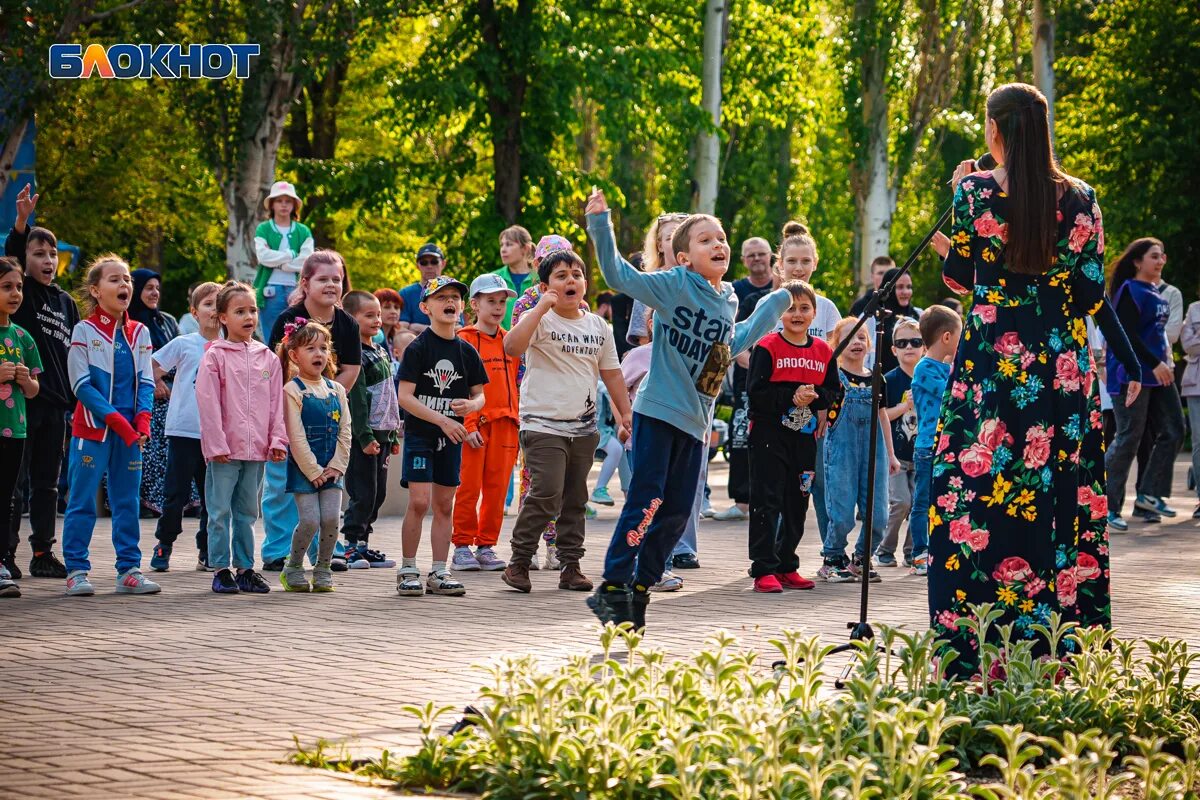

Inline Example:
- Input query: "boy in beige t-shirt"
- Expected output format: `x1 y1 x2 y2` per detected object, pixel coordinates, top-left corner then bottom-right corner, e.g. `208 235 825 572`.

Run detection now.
501 250 631 593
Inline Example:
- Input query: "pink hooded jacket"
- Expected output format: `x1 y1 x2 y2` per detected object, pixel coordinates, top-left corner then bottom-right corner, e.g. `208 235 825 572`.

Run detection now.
195 339 288 461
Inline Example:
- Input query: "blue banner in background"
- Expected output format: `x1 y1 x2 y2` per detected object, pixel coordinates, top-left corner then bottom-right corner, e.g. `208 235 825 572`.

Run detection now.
0 116 80 273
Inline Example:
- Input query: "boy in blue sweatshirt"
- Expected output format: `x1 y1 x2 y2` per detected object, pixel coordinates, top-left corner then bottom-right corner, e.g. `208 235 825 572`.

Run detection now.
585 189 790 629
908 305 961 576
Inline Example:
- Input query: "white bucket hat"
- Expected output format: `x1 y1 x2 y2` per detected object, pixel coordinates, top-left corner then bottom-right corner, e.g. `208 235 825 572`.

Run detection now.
264 180 302 213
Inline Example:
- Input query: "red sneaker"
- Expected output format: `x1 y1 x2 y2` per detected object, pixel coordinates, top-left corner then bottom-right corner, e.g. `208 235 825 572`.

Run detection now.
777 571 815 590
753 574 784 593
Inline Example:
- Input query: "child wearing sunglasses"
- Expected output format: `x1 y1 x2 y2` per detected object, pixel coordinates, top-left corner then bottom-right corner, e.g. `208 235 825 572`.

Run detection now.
876 317 925 568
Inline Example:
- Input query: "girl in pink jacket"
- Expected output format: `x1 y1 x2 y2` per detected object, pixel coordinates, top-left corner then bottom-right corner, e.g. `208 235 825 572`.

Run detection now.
195 282 288 595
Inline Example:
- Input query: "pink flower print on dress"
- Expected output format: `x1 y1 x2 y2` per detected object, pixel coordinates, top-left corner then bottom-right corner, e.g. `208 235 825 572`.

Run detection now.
959 442 993 477
992 556 1033 584
973 211 1008 242
1067 213 1095 253
1053 352 1082 392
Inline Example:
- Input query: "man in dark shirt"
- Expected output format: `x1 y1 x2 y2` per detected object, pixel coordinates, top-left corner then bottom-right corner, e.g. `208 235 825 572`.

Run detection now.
731 237 773 305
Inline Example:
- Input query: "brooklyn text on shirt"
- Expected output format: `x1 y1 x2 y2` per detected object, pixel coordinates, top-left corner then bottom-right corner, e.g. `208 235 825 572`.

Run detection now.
775 356 827 372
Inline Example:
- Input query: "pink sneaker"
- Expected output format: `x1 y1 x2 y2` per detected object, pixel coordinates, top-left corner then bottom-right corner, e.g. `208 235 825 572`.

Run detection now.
753 574 784 593
116 568 161 594
776 571 815 590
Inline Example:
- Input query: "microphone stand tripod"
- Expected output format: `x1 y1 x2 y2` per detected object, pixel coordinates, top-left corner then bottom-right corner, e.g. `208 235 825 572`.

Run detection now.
773 153 995 689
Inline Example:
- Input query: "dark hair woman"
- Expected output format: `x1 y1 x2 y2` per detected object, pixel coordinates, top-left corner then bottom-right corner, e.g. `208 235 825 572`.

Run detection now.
927 83 1142 679
1103 237 1184 529
129 268 180 518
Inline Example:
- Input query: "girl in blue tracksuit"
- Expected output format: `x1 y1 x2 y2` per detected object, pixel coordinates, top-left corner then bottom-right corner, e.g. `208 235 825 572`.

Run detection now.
62 255 159 597
585 190 790 629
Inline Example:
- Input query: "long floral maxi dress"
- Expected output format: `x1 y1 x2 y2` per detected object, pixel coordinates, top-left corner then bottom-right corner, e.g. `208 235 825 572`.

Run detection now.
928 173 1109 679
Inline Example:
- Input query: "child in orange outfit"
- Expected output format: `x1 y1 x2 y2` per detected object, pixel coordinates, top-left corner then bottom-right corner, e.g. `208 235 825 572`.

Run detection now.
451 274 521 571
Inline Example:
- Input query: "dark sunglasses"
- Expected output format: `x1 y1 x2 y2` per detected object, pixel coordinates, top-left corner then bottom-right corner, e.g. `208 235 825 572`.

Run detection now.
417 259 441 267
894 338 924 349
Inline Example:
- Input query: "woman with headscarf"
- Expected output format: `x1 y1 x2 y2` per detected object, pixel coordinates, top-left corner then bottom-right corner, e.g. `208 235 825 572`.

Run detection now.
872 267 922 375
129 268 180 516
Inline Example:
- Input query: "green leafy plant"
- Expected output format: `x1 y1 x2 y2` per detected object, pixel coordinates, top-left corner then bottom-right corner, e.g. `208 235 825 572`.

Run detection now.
293 607 1200 798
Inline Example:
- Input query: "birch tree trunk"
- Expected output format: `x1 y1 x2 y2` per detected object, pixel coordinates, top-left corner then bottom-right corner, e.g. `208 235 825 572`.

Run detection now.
220 35 302 282
856 52 893 285
1032 0 1055 141
694 0 725 214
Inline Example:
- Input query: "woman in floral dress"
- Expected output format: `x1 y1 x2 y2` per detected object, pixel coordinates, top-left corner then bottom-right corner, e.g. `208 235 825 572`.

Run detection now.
928 83 1141 678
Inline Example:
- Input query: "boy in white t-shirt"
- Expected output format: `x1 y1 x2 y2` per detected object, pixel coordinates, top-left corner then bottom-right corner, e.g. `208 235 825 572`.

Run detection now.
501 250 631 594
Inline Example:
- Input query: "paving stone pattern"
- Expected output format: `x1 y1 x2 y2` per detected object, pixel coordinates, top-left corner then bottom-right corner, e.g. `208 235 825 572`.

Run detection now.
4 460 1198 798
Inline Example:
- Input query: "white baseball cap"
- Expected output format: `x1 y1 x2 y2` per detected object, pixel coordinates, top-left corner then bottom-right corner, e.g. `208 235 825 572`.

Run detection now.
469 273 517 298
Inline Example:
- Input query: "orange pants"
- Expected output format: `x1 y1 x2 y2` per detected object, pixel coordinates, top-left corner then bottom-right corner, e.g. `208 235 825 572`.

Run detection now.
452 417 520 547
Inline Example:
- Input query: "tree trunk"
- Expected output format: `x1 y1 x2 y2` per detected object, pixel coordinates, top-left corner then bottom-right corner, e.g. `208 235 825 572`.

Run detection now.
1032 0 1055 141
222 38 301 282
855 42 891 285
0 118 30 201
478 0 531 226
694 0 725 215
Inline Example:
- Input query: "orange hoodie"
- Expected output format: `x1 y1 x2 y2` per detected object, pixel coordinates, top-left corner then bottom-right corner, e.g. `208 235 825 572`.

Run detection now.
456 324 519 432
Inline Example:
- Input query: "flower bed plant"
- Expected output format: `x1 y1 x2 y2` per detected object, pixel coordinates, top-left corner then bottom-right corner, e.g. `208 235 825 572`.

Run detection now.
293 604 1200 798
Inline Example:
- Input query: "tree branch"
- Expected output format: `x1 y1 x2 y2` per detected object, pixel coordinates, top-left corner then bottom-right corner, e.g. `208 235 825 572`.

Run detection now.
78 0 153 27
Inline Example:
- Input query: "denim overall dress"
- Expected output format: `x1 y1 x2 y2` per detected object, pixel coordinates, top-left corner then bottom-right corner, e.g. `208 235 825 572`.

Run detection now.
821 370 889 558
285 377 345 494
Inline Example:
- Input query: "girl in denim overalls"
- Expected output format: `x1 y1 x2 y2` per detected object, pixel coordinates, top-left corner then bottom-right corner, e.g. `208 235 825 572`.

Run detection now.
819 317 900 583
278 320 351 592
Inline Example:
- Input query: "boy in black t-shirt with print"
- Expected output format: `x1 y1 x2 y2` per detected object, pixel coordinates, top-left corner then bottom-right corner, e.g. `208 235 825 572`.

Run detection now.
395 277 487 597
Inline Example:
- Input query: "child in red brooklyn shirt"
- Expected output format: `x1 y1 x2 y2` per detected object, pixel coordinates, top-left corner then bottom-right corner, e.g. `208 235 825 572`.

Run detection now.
746 280 841 593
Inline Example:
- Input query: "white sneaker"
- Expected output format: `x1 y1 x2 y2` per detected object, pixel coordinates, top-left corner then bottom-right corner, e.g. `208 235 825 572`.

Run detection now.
700 498 716 518
452 546 481 571
529 550 540 570
712 505 749 521
65 570 95 596
650 570 684 592
115 568 161 594
426 569 466 596
543 545 561 571
396 567 424 597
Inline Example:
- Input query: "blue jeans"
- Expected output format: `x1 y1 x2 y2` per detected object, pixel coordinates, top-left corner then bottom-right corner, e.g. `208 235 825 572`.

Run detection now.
812 435 829 541
259 458 299 562
672 460 707 558
909 446 933 557
206 460 264 570
259 284 292 342
62 435 144 574
603 414 703 588
821 392 889 561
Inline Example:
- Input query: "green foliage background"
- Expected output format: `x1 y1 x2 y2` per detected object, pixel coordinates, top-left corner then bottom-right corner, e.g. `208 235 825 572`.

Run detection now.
11 0 1199 315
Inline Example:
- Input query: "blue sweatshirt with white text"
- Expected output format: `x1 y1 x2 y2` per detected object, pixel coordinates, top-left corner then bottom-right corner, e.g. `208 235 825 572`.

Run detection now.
587 210 791 442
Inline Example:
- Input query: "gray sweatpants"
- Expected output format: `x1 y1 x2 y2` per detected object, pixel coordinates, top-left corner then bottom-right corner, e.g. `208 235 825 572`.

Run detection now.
289 488 342 568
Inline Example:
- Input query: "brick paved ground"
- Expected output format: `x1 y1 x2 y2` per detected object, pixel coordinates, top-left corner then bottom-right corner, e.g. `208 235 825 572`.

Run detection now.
4 459 1198 798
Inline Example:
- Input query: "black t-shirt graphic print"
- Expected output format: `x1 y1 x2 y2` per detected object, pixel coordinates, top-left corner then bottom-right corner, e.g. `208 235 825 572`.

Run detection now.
397 329 488 439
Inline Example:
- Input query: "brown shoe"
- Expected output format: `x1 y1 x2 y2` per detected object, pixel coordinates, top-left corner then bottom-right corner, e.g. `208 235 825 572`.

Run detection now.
558 563 593 591
502 563 531 593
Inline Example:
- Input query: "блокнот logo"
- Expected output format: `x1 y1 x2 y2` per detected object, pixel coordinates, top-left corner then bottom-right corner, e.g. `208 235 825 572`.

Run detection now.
49 44 260 79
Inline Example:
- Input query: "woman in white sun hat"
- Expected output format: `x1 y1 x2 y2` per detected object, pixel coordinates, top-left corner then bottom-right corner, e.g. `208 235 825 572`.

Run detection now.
254 180 315 338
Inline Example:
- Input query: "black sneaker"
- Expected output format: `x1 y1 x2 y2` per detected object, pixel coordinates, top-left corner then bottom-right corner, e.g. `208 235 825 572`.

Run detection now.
330 554 348 572
1131 507 1162 524
235 569 271 594
29 551 68 579
631 587 650 632
3 554 22 580
212 568 240 594
850 554 881 583
587 583 636 627
261 557 286 572
672 553 701 570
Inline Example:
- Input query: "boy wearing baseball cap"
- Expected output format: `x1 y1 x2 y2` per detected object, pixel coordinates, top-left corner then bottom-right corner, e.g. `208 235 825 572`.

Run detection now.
451 274 521 571
394 276 488 596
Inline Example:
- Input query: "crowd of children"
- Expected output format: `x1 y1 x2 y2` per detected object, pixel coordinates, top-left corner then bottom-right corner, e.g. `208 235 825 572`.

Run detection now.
0 179 969 627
